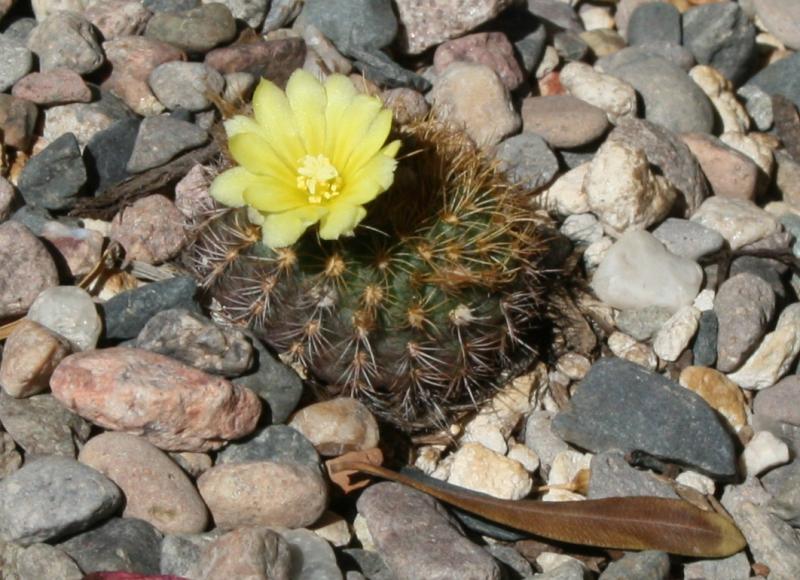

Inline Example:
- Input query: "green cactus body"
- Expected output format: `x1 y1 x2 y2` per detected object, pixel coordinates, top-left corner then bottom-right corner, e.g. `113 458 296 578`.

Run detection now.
187 119 546 428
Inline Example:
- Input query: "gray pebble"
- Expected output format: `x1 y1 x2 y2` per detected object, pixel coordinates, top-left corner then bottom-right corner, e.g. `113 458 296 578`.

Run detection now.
746 50 800 110
0 457 121 546
598 42 696 73
144 0 200 11
27 11 104 74
0 34 33 92
145 3 237 54
210 0 269 28
495 133 559 190
693 309 719 368
149 61 225 112
282 528 343 580
216 424 320 469
627 3 681 47
127 116 208 173
599 551 670 580
652 218 725 261
737 84 773 131
588 451 678 500
160 531 221 577
615 306 673 342
559 213 603 246
84 117 141 195
303 0 397 53
18 133 86 211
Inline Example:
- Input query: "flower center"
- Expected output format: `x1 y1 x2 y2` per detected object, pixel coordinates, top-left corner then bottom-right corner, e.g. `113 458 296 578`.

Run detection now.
296 154 343 204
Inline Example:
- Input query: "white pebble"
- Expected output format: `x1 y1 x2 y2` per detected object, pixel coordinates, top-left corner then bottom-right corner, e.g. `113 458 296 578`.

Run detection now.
742 431 790 477
653 306 701 362
26 286 101 351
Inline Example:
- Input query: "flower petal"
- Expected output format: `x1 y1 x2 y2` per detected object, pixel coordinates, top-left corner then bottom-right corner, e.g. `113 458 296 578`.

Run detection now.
319 203 367 239
224 115 263 138
343 108 394 174
330 93 382 169
228 132 297 185
261 205 328 248
242 179 307 213
341 144 400 205
286 69 327 155
252 78 306 161
324 74 358 153
209 166 255 207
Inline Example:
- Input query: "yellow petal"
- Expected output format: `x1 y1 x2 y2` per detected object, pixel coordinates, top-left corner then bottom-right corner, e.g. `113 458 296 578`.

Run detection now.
224 115 263 138
319 203 367 239
341 147 399 205
330 94 382 169
286 69 327 155
228 132 297 185
343 108 393 174
251 78 306 161
261 205 328 248
324 74 358 154
242 179 307 213
209 166 255 207
247 207 265 225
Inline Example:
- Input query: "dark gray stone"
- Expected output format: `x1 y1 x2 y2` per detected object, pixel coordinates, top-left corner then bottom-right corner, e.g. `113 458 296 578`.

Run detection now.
102 276 199 341
588 451 678 500
58 517 162 575
10 205 53 236
233 333 303 423
485 544 534 578
83 117 141 196
599 551 670 580
737 84 774 131
597 42 696 73
145 3 236 54
495 133 559 190
652 218 725 261
136 308 253 377
608 118 709 215
143 0 200 12
282 528 342 580
504 11 547 75
18 133 86 211
303 0 397 53
525 0 583 31
216 424 320 469
160 531 221 577
615 306 673 342
0 393 91 459
693 309 718 368
552 357 739 478
350 47 430 91
729 256 787 302
682 2 756 84
747 51 800 110
357 482 500 579
126 116 208 173
628 3 681 47
0 34 33 92
553 31 588 62
0 457 121 546
343 549 395 580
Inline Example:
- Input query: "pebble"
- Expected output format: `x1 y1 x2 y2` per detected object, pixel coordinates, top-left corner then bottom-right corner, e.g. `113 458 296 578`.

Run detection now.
523 411 570 477
521 95 608 150
0 178 13 221
584 140 675 232
559 62 636 122
691 196 781 250
546 448 591 493
159 531 220 577
543 163 590 216
592 230 703 313
126 116 208 173
2 93 40 153
26 286 101 351
58 517 162 575
606 55 714 134
754 375 800 426
204 0 268 29
447 442 532 500
683 551 754 580
535 560 587 580
559 213 603 246
198 461 327 529
110 194 188 264
430 62 519 148
205 36 306 87
676 470 716 496
289 397 379 456
0 319 71 398
494 133 559 190
607 117 709 216
44 91 137 149
84 117 141 194
85 0 153 40
690 65 750 135
313 511 352 547
719 131 774 177
607 331 659 371
627 3 681 46
79 432 208 534
144 0 200 11
693 309 719 367
743 430 790 477
303 0 397 54
27 11 104 75
0 34 32 92
754 0 800 51
615 306 673 342
19 133 86 210
747 51 800 110
434 32 523 91
599 551 670 580
0 221 58 319
148 61 224 112
653 305 700 362
50 347 261 451
652 218 724 261
40 221 103 278
394 0 509 54
682 2 756 83
679 366 748 431
0 542 83 580
0 393 91 458
357 482 500 579
31 0 86 20
0 457 121 546
682 133 760 201
12 69 91 105
776 152 800 210
282 527 343 580
217 423 320 470
553 357 739 478
602 39 697 71
196 527 291 580
738 84 773 131
714 272 775 373
145 3 237 54
102 276 198 340
103 36 185 117
765 461 800 526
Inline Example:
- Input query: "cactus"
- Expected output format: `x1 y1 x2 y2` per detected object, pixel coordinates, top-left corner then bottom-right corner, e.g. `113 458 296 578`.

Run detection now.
186 116 548 429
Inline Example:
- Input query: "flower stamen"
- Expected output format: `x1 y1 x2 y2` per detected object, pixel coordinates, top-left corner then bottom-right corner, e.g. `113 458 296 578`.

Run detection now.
296 154 343 204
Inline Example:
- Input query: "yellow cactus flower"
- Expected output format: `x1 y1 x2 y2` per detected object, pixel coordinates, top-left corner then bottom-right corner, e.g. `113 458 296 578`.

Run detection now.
209 69 401 248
